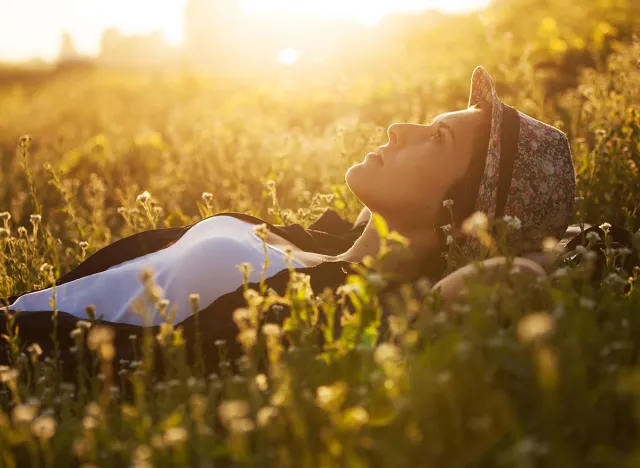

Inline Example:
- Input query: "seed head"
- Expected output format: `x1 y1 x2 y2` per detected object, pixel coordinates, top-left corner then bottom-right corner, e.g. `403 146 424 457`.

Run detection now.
31 415 56 440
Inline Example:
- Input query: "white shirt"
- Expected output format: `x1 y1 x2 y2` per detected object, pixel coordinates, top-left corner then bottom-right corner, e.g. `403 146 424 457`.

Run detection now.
10 216 305 326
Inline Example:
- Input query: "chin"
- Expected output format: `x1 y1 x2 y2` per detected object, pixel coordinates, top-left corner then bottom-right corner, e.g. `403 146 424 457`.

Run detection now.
345 164 383 211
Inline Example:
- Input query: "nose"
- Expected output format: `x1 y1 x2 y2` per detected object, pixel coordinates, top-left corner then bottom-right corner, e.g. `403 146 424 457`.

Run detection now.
386 123 428 148
387 123 403 146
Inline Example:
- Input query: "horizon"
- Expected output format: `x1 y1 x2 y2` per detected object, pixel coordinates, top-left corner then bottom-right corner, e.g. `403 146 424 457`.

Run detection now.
0 0 489 63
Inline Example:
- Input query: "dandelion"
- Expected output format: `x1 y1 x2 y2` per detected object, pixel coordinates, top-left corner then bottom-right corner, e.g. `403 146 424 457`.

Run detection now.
442 199 454 209
136 191 151 204
517 312 555 344
201 192 213 201
31 415 56 440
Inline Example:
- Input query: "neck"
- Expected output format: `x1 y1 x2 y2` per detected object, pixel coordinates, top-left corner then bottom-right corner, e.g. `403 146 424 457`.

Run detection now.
330 216 439 279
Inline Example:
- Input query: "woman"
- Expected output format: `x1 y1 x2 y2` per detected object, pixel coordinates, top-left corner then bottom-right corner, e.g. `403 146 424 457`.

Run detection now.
1 67 575 373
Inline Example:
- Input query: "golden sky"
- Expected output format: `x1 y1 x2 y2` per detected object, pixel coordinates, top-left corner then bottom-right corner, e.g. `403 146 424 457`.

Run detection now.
0 0 489 62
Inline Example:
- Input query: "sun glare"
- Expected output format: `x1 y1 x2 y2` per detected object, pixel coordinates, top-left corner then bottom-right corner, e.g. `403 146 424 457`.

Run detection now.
278 48 299 65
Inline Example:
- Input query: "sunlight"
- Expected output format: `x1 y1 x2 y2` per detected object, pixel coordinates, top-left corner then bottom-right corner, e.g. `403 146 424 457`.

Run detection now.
278 48 299 65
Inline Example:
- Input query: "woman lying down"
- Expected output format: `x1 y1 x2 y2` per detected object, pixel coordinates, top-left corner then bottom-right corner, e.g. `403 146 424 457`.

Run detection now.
1 66 576 376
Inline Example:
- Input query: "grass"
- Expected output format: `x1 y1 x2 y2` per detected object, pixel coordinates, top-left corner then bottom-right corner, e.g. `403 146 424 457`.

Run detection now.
0 0 639 465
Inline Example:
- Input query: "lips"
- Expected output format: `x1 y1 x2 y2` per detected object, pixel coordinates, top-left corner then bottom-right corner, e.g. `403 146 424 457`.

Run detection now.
366 152 384 165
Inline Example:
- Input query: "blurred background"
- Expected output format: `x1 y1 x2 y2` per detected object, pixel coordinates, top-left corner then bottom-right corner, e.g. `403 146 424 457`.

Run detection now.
0 0 638 280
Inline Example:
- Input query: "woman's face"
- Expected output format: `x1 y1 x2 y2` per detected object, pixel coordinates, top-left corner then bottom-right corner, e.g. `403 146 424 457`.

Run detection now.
345 107 488 228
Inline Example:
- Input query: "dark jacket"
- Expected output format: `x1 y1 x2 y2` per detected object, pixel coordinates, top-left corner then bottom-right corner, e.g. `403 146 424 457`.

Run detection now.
1 209 372 378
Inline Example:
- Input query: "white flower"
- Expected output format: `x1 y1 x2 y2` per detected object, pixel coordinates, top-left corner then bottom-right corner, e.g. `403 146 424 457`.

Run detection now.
502 215 522 230
201 192 213 201
30 214 42 223
446 235 454 246
136 191 151 204
461 212 488 235
599 222 612 232
442 199 454 209
440 224 452 234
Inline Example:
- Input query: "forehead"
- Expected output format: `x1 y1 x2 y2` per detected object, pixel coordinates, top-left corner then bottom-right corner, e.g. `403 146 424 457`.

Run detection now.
432 108 483 127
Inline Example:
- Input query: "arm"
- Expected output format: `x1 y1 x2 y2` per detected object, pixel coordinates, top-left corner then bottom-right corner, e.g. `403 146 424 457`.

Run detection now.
433 256 546 306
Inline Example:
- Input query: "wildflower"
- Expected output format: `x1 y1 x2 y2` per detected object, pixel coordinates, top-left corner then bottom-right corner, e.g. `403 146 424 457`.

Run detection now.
70 328 83 340
136 191 151 204
31 416 56 440
233 308 250 325
17 226 27 237
0 212 10 221
78 241 89 249
618 247 632 256
257 406 278 427
27 343 42 357
461 211 488 235
201 192 213 201
39 263 53 274
12 405 37 425
374 343 402 366
238 329 257 349
446 235 454 246
255 373 268 392
263 323 282 338
218 400 249 426
341 407 369 431
163 427 188 445
189 293 200 306
253 223 268 241
440 224 452 234
230 418 254 434
19 135 32 147
0 367 18 383
574 196 585 203
599 222 612 233
76 320 91 330
503 215 522 230
316 381 348 412
604 273 628 287
87 326 114 350
367 273 387 289
442 199 454 209
388 315 408 336
586 232 601 244
266 180 276 189
30 214 42 223
517 312 555 344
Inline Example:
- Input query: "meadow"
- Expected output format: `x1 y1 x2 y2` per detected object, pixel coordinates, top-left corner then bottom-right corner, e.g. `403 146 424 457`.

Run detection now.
0 0 639 465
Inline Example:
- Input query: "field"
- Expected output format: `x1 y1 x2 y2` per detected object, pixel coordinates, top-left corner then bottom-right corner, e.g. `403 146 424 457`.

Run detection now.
0 0 639 466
